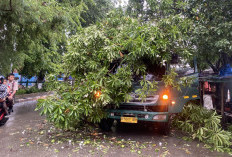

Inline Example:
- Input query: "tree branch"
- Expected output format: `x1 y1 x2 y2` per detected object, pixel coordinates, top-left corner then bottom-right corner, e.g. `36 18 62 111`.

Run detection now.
216 58 221 70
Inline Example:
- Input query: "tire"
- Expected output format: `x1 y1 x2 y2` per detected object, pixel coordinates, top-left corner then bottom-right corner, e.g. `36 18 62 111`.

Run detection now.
156 115 171 135
0 117 8 126
99 118 114 132
158 121 171 135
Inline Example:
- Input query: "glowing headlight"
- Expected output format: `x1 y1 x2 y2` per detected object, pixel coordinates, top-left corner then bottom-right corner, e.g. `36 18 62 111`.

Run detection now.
171 101 176 105
94 91 101 98
162 94 168 100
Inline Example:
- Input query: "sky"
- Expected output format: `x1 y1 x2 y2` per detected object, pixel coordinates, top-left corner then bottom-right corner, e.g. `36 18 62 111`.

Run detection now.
114 0 129 7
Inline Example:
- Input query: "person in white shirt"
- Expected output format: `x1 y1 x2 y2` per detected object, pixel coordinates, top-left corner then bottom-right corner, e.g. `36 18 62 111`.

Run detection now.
6 73 18 113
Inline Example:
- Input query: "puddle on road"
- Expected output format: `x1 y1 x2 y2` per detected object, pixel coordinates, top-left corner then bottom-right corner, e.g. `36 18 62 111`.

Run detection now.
4 101 39 128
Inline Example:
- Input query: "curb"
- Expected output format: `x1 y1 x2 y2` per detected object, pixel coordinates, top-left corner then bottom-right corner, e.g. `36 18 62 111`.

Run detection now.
15 92 53 103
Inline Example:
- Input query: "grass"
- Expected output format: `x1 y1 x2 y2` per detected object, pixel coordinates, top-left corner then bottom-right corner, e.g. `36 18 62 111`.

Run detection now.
16 86 48 95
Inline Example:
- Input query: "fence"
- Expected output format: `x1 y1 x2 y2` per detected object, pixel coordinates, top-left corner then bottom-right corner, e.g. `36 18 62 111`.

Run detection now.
18 81 45 89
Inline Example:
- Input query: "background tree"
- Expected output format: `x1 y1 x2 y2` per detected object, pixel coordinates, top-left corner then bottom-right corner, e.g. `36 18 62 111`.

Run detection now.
0 0 92 77
127 0 232 73
80 0 114 27
127 0 182 21
185 0 232 72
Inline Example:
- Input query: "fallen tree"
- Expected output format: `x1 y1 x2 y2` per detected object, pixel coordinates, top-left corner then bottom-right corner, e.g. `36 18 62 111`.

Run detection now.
173 103 232 153
36 11 193 130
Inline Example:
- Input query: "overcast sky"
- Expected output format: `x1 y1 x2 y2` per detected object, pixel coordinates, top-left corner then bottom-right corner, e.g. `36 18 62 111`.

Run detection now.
114 0 129 7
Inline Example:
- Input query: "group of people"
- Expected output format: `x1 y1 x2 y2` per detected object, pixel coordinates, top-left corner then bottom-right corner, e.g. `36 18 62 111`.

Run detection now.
0 73 18 117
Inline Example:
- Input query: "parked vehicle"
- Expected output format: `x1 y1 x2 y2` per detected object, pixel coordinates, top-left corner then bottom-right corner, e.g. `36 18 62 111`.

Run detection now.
99 59 199 134
0 102 8 126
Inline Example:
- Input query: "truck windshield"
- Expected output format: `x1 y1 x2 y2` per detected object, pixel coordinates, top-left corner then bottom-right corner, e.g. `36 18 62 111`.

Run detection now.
133 57 196 82
112 56 195 82
171 59 195 77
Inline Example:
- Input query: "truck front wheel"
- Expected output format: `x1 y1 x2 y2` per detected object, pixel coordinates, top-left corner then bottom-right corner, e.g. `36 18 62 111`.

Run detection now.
158 121 171 135
99 118 114 132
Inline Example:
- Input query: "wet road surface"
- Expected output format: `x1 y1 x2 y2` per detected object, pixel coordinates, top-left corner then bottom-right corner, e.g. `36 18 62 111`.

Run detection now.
0 101 229 157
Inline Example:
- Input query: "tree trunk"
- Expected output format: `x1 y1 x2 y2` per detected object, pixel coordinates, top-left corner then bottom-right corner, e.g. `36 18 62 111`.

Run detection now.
206 59 219 73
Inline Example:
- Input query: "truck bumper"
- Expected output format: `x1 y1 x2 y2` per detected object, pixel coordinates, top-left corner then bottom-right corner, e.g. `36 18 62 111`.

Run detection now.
108 109 169 122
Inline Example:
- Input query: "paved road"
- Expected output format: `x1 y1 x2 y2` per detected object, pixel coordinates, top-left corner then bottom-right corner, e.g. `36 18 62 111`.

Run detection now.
0 101 229 157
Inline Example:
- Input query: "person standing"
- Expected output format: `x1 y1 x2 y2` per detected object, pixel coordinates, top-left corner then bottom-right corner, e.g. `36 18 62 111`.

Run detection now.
7 73 18 113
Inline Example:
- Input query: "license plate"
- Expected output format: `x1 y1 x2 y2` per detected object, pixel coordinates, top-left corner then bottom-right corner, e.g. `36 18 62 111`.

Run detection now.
121 117 138 123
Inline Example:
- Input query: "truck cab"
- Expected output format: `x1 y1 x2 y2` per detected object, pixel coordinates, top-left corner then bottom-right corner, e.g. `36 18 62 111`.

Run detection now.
99 59 199 134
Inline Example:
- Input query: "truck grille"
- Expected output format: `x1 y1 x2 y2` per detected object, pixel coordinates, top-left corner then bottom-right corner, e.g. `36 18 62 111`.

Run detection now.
118 104 168 112
119 105 145 111
128 95 160 104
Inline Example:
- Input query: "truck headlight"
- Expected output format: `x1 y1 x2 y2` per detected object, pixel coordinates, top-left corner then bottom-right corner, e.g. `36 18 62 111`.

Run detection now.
171 101 176 105
162 94 168 100
153 115 167 120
